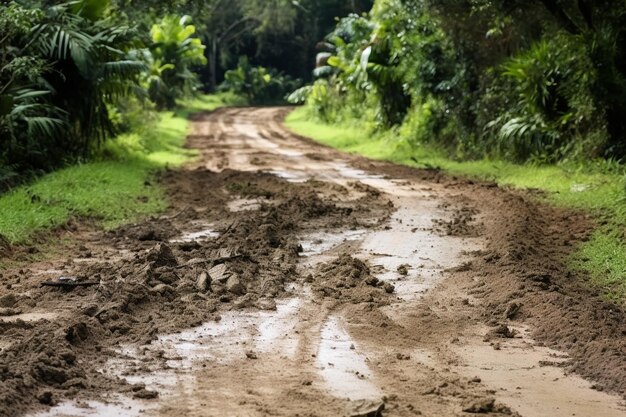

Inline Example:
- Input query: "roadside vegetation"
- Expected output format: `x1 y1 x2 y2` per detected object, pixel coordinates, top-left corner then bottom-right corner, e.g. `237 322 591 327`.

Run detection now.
0 94 235 244
3 0 626 300
286 109 626 301
0 0 368 243
283 0 626 301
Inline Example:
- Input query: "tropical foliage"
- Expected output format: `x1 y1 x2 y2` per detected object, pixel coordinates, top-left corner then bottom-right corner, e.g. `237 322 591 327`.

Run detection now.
5 0 626 190
1 0 374 187
221 57 301 104
0 0 208 187
299 0 626 164
148 15 207 109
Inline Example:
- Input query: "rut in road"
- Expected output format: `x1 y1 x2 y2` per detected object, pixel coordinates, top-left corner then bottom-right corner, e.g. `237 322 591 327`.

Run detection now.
1 107 625 417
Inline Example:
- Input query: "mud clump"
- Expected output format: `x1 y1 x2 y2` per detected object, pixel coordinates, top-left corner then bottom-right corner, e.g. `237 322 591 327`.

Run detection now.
0 167 394 415
115 220 179 243
433 203 482 237
396 264 409 276
457 187 626 399
0 321 94 416
484 324 517 341
312 254 394 303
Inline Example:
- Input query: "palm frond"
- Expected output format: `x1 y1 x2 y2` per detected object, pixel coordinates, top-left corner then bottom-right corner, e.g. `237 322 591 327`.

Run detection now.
102 60 146 78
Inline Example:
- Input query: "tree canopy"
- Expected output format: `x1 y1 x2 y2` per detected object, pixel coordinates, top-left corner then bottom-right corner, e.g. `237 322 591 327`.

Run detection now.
3 0 626 186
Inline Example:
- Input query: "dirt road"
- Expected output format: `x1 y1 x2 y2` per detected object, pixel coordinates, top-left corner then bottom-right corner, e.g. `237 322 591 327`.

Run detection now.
1 107 625 417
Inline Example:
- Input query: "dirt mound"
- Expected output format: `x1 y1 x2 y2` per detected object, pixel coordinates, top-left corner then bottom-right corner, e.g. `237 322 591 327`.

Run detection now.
3 106 625 416
115 221 179 242
361 158 626 399
0 167 392 416
0 318 114 409
311 254 394 304
445 189 626 398
433 201 482 237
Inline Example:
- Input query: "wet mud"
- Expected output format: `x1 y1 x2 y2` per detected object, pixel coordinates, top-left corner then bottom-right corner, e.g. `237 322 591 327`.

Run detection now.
0 107 624 417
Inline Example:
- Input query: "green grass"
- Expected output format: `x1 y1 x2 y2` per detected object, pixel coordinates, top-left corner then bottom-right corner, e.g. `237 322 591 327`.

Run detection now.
285 107 626 301
0 94 232 244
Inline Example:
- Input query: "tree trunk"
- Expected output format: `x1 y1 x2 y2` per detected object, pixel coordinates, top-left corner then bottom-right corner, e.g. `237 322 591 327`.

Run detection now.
209 37 217 92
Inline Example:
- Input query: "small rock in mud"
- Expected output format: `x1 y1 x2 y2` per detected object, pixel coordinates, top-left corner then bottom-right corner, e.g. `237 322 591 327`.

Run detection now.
0 307 21 316
383 283 395 294
149 283 175 295
365 276 379 286
65 322 89 344
245 350 258 360
486 324 516 339
151 267 179 285
505 302 521 319
147 243 178 268
37 391 54 405
397 264 410 276
226 275 246 295
195 271 211 292
462 398 494 413
255 298 277 311
208 263 232 283
233 294 255 309
351 401 385 417
81 304 99 317
133 388 159 399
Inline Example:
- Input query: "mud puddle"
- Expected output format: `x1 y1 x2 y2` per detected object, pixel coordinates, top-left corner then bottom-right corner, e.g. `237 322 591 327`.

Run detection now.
31 396 154 417
0 311 59 323
35 295 308 417
226 198 262 212
169 223 219 243
9 107 626 417
317 315 381 401
456 326 626 417
299 229 368 258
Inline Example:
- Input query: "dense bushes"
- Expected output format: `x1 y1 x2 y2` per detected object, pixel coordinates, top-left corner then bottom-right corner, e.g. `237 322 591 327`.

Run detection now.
297 0 626 164
0 0 207 188
147 15 207 109
220 57 301 104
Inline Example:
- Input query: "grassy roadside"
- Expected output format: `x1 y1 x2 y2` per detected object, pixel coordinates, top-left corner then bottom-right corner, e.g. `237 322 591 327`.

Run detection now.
0 94 232 245
285 106 626 302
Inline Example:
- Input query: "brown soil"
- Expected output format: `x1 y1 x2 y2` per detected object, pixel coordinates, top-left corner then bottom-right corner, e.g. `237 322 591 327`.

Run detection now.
0 107 624 417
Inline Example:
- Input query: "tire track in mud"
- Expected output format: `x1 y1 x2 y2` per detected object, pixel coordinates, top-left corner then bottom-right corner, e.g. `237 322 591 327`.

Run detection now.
1 107 625 417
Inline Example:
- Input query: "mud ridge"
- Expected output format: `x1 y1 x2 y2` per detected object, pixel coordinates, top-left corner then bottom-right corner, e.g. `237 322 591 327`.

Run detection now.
0 169 392 416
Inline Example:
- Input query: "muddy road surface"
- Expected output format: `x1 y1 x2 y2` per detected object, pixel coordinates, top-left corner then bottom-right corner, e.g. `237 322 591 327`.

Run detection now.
1 107 625 417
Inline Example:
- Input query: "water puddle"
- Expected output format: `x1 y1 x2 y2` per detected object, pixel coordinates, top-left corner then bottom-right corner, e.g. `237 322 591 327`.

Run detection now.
108 296 303 390
267 169 309 183
30 396 154 417
226 198 262 212
154 296 302 366
317 315 381 401
360 195 481 302
169 223 219 243
36 296 306 417
258 155 483 303
0 311 59 323
299 229 367 257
